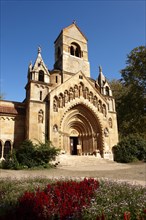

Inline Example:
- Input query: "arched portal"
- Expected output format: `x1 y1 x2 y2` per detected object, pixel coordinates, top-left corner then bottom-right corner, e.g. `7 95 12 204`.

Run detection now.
60 104 103 156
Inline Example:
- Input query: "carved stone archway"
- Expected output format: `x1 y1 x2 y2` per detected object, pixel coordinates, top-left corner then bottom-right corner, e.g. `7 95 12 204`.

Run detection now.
60 103 103 156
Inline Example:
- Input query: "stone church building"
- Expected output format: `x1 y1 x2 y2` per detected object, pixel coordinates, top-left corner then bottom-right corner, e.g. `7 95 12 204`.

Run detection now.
0 23 118 160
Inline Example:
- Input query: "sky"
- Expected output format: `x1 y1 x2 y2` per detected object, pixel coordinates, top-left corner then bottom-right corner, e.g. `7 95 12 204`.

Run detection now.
0 0 145 102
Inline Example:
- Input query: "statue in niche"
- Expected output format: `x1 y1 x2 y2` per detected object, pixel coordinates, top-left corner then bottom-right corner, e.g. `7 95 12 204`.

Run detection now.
84 88 88 99
103 105 107 117
59 96 63 108
108 118 113 128
104 128 109 137
53 124 58 132
38 110 44 123
98 101 102 112
79 85 83 97
93 97 98 107
74 86 79 98
64 91 69 103
69 88 74 100
89 93 93 103
53 99 58 112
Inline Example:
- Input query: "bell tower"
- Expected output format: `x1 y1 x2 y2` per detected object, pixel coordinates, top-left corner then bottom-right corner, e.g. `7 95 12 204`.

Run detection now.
54 22 90 79
25 47 50 143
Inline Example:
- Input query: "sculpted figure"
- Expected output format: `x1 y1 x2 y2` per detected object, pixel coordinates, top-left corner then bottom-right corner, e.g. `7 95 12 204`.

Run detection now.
38 110 43 123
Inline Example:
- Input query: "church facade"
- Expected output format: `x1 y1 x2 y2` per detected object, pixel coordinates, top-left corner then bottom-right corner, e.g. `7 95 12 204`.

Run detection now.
0 23 118 160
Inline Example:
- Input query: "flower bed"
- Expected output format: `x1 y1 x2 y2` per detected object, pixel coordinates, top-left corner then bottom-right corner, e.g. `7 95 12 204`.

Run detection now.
16 178 99 220
0 178 146 220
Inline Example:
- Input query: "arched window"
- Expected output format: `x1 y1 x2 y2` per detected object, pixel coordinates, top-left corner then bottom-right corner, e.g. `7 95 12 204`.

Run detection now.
70 43 81 58
4 141 11 158
105 86 110 96
38 70 44 82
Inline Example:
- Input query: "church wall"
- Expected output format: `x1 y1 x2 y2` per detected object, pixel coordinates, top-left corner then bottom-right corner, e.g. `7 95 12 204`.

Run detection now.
62 54 90 77
29 82 49 102
26 101 47 143
0 101 25 148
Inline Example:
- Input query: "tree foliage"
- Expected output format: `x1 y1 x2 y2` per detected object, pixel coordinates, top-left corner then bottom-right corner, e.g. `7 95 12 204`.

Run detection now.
113 135 146 163
110 46 146 138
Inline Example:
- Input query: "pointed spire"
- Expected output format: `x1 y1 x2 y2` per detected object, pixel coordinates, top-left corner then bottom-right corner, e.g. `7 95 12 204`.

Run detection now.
99 65 102 73
28 61 32 71
38 46 41 54
98 65 106 87
72 20 76 24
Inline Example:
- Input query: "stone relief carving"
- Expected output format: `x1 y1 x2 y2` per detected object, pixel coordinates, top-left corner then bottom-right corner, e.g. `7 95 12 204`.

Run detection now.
104 127 109 137
108 118 113 128
53 83 107 117
38 109 44 123
53 98 58 112
103 104 107 117
53 124 58 132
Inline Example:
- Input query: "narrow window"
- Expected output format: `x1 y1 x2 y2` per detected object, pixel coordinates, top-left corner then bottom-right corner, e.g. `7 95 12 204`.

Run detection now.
38 70 44 82
105 86 110 96
40 91 42 100
56 76 58 83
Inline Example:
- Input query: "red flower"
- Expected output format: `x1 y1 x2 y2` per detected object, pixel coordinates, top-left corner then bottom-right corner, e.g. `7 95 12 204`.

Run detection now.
124 211 131 220
16 178 99 220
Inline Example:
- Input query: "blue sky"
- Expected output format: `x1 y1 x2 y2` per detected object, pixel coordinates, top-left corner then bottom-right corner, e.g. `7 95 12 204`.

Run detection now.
0 0 145 102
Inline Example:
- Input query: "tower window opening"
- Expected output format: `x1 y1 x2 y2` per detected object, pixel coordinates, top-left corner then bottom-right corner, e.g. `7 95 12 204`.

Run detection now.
56 76 58 83
105 86 110 96
70 46 74 55
70 43 81 58
40 91 42 101
75 47 80 57
38 70 44 82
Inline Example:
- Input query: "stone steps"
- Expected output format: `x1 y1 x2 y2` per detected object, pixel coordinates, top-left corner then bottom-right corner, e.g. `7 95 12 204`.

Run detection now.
53 154 116 170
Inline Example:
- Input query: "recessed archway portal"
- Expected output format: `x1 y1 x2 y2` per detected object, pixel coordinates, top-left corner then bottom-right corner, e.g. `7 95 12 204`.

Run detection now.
61 104 103 156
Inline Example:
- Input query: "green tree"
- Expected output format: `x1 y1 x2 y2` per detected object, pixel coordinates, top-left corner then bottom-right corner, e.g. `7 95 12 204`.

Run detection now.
110 46 146 138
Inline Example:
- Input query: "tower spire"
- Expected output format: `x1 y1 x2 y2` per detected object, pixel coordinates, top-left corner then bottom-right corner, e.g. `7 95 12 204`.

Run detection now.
38 46 41 54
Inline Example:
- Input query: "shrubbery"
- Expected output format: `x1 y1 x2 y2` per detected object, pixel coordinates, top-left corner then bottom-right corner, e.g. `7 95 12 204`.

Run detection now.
1 140 60 169
113 135 146 163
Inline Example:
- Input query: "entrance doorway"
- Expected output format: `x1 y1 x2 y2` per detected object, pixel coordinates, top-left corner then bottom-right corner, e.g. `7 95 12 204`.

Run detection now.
70 137 78 155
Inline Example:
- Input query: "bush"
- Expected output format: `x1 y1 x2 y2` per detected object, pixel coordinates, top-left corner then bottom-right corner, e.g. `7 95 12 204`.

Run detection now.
1 140 60 169
16 140 37 168
113 135 146 163
1 151 20 170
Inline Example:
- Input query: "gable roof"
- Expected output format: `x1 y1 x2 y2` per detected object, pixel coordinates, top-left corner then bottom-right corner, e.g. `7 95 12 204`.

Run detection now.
54 23 88 43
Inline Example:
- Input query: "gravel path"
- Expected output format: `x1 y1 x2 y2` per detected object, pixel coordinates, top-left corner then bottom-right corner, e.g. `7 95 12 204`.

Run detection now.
0 162 146 186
